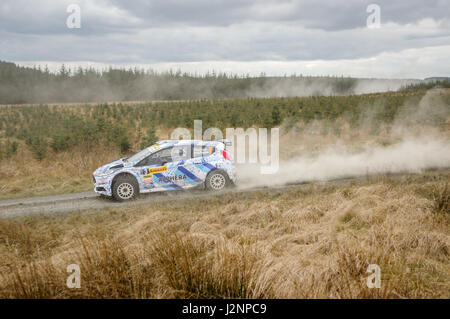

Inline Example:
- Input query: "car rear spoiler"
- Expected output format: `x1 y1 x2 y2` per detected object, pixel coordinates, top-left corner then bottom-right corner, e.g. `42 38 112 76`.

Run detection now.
217 139 232 146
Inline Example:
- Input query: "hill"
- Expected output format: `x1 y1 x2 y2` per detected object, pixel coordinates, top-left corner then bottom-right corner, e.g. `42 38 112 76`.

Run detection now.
0 61 421 104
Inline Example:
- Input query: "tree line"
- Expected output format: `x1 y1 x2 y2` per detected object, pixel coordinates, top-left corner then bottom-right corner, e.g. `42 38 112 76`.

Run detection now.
1 90 448 160
1 61 361 104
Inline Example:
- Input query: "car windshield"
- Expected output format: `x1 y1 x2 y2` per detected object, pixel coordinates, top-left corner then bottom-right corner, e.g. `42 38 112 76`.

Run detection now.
124 144 161 163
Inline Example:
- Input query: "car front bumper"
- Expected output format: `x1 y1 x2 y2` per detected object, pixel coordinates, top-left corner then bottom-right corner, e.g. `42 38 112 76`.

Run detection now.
93 175 113 196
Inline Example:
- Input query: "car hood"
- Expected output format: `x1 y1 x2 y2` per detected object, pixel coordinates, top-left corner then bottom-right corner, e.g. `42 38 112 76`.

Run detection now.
94 158 133 175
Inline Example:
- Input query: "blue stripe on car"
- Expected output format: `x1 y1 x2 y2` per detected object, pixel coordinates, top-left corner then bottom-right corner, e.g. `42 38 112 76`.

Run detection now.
202 162 216 171
177 166 202 183
152 173 183 190
194 163 210 173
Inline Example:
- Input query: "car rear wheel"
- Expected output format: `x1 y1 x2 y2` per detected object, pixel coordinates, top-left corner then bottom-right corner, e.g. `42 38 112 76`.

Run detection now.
205 170 229 191
112 175 138 201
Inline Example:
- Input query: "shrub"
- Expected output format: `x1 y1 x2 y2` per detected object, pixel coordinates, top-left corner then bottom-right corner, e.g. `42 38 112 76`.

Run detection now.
117 135 131 153
0 139 19 159
140 128 158 149
271 105 281 126
50 133 71 152
27 136 47 160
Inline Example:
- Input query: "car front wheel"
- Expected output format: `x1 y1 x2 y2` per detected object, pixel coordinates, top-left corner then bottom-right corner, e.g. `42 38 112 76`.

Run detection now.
112 175 138 201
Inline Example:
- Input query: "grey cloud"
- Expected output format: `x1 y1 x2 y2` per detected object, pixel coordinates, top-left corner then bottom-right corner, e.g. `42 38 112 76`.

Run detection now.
110 0 450 30
0 0 144 35
2 0 449 36
2 21 448 63
0 0 449 72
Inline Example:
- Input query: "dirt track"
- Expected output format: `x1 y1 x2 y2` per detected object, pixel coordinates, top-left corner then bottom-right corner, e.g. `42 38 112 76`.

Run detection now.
1 169 448 219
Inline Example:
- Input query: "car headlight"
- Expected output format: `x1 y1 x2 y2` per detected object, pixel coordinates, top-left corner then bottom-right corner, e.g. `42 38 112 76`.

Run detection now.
96 168 117 177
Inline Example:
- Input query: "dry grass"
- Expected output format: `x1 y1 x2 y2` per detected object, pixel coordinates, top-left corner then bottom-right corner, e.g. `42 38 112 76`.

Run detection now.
431 183 449 215
149 232 274 298
0 172 449 298
0 144 120 199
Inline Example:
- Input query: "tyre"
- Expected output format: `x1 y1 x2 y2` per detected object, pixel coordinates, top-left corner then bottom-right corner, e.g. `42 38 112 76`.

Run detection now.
112 175 139 201
205 170 229 191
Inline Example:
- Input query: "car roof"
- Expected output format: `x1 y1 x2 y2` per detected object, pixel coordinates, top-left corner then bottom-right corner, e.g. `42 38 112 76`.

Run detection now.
156 139 221 147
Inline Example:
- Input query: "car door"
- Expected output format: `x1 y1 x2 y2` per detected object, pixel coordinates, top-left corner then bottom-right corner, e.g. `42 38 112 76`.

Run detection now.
169 144 206 188
135 147 174 192
163 145 195 189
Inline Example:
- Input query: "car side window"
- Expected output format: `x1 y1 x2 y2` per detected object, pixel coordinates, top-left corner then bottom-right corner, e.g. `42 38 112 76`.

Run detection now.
136 147 173 166
192 145 215 158
171 145 192 162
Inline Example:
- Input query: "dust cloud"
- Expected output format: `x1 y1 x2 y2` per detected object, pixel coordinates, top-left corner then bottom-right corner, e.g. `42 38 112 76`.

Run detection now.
236 137 450 189
235 90 450 188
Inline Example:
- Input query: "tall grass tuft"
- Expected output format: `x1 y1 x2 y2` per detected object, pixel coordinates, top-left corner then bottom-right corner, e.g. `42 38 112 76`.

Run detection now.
0 220 58 258
432 183 449 215
148 232 275 298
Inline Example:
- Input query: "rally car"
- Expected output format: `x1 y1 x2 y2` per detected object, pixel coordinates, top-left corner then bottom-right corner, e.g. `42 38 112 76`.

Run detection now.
93 139 236 201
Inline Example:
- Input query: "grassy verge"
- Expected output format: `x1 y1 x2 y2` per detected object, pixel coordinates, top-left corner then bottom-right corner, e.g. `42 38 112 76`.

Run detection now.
0 172 448 298
0 145 117 200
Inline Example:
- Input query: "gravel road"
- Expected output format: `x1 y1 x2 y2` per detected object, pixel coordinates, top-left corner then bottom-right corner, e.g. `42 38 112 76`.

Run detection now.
1 169 447 219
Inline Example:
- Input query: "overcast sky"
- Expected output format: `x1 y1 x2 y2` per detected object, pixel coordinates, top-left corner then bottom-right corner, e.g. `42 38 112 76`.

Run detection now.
1 0 449 78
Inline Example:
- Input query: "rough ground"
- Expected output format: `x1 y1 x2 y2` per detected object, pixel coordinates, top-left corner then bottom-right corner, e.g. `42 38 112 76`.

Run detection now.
0 171 448 298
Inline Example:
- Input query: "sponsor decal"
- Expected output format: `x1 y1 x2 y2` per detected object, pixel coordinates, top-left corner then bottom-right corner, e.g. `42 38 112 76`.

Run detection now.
143 178 153 184
150 166 167 173
142 166 167 178
96 177 108 184
157 174 186 183
143 182 154 189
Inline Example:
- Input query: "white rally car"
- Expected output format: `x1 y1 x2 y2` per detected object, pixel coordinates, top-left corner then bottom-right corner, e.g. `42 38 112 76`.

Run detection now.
93 139 236 201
